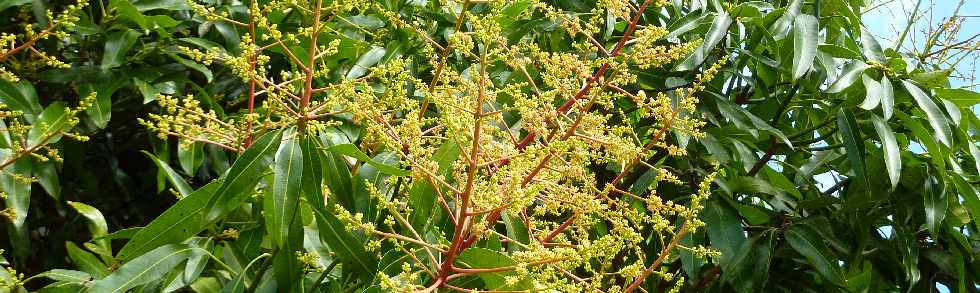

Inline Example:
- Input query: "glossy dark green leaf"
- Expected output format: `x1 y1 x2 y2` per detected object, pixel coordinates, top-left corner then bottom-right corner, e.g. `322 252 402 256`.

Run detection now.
35 269 91 284
178 143 204 176
90 244 195 293
902 80 953 147
203 130 282 223
27 101 68 146
676 12 731 71
455 248 531 290
345 46 386 80
116 182 219 261
65 242 109 279
836 109 867 189
859 75 881 110
880 76 895 119
949 174 980 227
702 200 746 266
870 115 900 190
923 172 946 237
265 131 303 247
827 61 868 93
312 206 377 281
0 78 42 121
934 88 980 107
860 27 885 63
785 225 843 286
326 144 409 176
66 201 110 256
792 14 818 80
141 151 193 197
101 29 141 70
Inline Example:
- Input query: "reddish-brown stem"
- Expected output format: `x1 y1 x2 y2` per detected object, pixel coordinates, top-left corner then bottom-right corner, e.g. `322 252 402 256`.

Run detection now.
419 0 471 120
297 0 322 133
623 223 690 293
501 0 655 165
244 1 258 148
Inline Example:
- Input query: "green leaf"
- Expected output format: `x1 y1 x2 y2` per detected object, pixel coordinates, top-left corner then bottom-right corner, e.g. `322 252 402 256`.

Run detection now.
770 0 803 39
101 29 141 70
701 200 746 266
409 140 458 229
792 14 817 80
116 182 219 261
836 109 867 190
65 242 109 279
312 206 377 281
949 174 980 228
141 151 193 197
35 160 60 200
78 79 126 129
934 88 980 107
326 144 410 176
203 130 282 223
0 154 32 260
178 143 203 176
169 54 213 82
910 69 951 89
66 201 110 255
35 269 91 284
455 248 532 290
896 111 945 170
345 46 386 80
675 12 731 71
880 76 895 119
859 74 881 110
870 115 900 190
902 80 953 147
785 225 843 286
0 79 42 121
860 27 884 63
818 44 862 59
27 101 69 146
265 130 303 247
89 244 196 293
923 172 946 238
826 61 868 93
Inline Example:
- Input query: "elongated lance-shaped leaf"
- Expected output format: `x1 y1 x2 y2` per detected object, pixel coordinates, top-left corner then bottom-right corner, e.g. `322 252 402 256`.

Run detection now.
675 12 731 71
871 115 901 190
89 244 196 293
860 75 882 110
265 129 303 248
902 80 953 147
792 14 818 80
203 130 282 223
115 182 220 261
326 143 410 176
66 242 109 279
836 109 867 191
881 76 895 119
67 201 111 263
785 226 843 286
141 151 193 197
827 61 868 93
860 26 885 63
27 101 68 146
312 205 377 282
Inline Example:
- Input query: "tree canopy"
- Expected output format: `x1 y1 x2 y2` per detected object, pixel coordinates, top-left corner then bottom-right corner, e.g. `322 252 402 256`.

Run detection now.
0 0 978 292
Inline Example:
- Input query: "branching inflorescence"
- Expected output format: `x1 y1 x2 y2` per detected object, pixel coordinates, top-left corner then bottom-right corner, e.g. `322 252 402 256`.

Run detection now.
147 0 730 291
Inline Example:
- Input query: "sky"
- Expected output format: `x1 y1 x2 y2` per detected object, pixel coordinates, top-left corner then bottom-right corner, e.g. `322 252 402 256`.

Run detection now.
863 0 979 90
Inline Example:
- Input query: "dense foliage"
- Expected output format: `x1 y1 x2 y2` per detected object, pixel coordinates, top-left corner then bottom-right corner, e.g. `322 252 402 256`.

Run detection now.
0 0 977 292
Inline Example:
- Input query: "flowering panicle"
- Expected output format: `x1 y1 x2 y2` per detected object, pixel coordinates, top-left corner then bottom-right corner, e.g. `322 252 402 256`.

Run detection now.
169 0 729 291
